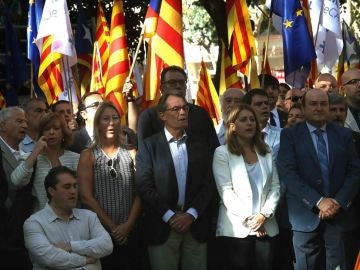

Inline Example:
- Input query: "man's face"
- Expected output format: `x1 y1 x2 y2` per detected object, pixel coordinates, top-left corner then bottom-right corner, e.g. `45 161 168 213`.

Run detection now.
221 89 244 121
54 102 72 123
250 94 270 126
279 85 289 100
26 100 48 131
329 103 347 126
342 69 360 104
160 71 187 97
80 94 103 126
49 173 78 211
0 110 28 144
284 89 304 112
303 90 330 127
160 95 189 131
265 86 279 110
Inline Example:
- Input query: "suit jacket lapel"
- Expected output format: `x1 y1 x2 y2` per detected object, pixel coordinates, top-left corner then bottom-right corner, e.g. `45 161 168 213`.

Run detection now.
300 123 319 165
0 139 18 169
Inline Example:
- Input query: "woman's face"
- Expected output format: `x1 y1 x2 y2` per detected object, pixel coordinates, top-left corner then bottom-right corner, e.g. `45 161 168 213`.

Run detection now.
99 107 120 140
42 119 63 147
233 109 257 140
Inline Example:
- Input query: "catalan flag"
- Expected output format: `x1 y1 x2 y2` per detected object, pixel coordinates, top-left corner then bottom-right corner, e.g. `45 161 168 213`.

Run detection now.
75 0 93 96
261 43 271 75
90 42 106 95
196 61 221 125
105 0 129 117
226 0 256 73
94 1 110 89
27 0 45 98
219 40 243 95
36 0 77 105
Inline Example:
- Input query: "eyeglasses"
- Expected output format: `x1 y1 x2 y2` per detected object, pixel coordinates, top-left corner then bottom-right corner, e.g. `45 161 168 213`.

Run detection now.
84 101 102 110
33 108 49 113
345 79 360 86
286 96 303 102
165 104 190 113
107 159 117 178
163 79 186 86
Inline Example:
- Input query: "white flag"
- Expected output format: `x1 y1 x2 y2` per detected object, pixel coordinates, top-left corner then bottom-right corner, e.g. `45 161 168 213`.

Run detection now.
311 0 343 71
35 0 77 67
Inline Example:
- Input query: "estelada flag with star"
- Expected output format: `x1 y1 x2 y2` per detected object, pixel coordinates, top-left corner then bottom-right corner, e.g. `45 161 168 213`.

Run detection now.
271 0 316 88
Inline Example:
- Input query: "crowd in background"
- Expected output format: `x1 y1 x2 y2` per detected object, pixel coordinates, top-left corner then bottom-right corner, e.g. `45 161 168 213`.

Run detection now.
0 66 359 270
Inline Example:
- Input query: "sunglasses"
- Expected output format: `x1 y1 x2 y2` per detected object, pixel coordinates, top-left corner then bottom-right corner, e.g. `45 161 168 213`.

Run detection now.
84 101 102 110
286 96 303 102
107 159 117 178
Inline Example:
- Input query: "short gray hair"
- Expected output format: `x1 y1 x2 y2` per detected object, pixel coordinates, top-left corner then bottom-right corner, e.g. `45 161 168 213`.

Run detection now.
0 106 24 124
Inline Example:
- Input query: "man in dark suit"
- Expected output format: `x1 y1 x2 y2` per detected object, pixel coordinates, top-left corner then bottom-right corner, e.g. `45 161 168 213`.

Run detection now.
258 74 288 128
137 66 219 151
136 93 215 270
277 89 360 270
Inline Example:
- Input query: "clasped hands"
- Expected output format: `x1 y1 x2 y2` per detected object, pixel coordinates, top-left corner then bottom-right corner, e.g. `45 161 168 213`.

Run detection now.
244 213 267 238
317 197 340 219
110 222 132 245
168 212 195 234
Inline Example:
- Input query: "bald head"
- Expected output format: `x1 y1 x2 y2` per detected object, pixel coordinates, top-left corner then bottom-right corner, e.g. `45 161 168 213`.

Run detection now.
220 88 244 121
341 68 360 108
302 89 330 128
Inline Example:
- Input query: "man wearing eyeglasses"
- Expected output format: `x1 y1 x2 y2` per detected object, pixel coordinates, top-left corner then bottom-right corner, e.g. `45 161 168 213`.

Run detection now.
136 92 215 270
69 92 103 153
20 98 48 153
341 68 360 133
137 66 219 152
284 88 304 112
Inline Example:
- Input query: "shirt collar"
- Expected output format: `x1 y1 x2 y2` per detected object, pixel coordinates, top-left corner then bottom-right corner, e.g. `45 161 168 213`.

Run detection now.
164 127 187 143
306 121 327 133
22 134 35 146
271 108 279 119
44 203 80 223
262 122 271 135
0 136 20 157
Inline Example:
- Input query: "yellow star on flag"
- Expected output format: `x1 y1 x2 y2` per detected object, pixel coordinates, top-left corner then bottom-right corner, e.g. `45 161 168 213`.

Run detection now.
296 9 303 16
29 0 35 5
283 19 293 29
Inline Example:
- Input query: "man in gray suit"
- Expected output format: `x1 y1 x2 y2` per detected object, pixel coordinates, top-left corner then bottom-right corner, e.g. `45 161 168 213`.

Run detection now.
243 88 282 157
0 106 30 269
342 68 360 132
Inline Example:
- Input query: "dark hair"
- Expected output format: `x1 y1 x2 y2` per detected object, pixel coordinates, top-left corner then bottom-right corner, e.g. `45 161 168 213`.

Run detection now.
23 98 48 112
258 74 279 89
226 104 269 156
288 103 303 112
160 66 187 84
329 93 347 106
50 100 71 112
38 112 73 148
44 166 76 201
157 92 187 114
242 88 269 105
279 83 291 91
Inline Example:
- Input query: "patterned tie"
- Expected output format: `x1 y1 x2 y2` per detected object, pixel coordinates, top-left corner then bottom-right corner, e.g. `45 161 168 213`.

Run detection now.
269 112 276 127
314 129 330 195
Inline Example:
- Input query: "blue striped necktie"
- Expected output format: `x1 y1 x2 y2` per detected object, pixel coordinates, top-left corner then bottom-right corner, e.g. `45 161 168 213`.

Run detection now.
314 129 330 195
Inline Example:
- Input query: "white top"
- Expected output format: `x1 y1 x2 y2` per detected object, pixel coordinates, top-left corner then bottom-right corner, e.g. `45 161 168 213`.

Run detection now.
11 150 79 211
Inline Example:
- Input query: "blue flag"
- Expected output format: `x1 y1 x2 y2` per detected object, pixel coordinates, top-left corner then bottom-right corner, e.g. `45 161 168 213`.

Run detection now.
342 21 360 68
271 0 316 88
27 0 45 98
75 1 93 56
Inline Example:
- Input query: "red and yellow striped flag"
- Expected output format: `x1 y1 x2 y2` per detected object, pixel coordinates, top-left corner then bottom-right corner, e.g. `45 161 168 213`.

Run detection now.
196 61 221 125
95 1 110 88
105 0 130 117
226 0 256 73
219 40 243 95
90 42 106 95
261 43 271 75
142 0 184 108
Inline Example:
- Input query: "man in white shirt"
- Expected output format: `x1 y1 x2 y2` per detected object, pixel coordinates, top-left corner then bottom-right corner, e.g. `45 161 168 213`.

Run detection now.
23 166 113 270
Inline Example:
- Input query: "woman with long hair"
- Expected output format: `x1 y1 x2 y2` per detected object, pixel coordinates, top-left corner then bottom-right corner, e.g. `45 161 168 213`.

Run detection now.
212 104 280 270
11 112 79 211
77 101 141 270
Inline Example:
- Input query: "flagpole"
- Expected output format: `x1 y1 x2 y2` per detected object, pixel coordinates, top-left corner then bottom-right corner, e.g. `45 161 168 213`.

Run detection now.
61 58 73 114
30 65 34 98
124 25 145 93
261 12 272 88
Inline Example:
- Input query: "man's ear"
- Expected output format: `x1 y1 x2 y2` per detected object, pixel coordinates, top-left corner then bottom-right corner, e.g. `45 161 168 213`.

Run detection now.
159 112 166 122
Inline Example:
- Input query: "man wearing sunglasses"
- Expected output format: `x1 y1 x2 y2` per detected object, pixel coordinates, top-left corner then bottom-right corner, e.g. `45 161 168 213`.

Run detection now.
341 68 360 133
69 92 103 153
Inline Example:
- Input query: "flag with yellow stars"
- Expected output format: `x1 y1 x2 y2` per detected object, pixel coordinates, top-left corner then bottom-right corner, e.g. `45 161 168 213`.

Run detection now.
271 0 316 88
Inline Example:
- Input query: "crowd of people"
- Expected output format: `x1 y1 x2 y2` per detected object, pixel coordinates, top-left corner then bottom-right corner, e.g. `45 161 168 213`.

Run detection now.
0 65 359 270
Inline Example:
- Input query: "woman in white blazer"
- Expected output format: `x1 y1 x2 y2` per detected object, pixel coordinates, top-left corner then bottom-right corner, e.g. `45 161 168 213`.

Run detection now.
212 105 280 270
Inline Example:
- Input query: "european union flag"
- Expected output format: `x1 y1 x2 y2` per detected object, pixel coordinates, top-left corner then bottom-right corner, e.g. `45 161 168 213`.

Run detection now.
271 0 316 88
27 0 45 98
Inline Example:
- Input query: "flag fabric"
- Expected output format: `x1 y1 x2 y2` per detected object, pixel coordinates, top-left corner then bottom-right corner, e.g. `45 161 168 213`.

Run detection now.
249 49 260 89
142 0 185 107
337 21 360 83
261 43 271 75
310 0 343 72
271 0 316 88
36 0 77 105
226 0 256 73
219 40 243 95
196 61 221 125
75 0 93 96
105 0 130 117
90 42 106 95
27 0 45 97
